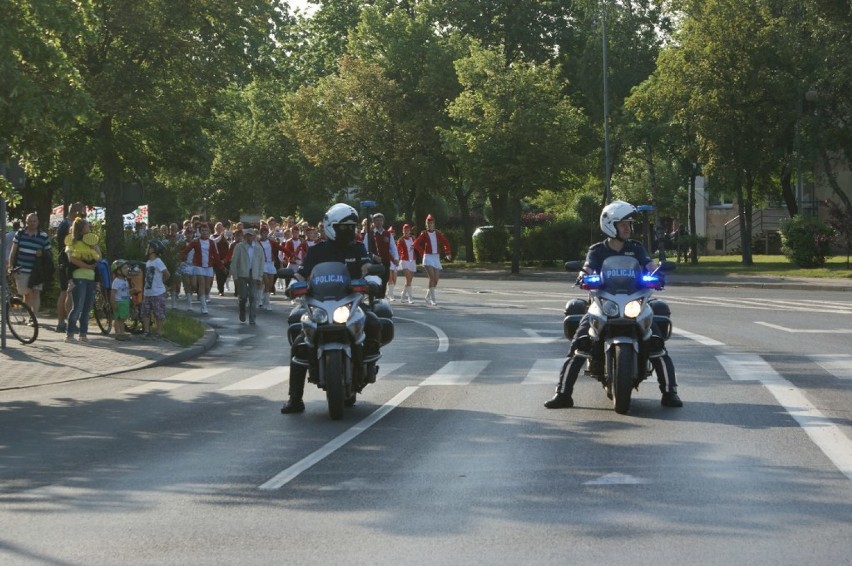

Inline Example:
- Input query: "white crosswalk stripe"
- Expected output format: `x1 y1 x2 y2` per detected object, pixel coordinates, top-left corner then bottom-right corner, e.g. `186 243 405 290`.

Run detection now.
221 368 289 390
664 296 852 314
421 360 490 385
122 367 229 395
810 355 852 380
119 352 852 396
523 358 565 385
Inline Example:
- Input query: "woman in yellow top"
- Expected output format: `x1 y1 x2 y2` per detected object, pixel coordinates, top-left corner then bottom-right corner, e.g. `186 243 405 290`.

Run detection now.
64 218 102 343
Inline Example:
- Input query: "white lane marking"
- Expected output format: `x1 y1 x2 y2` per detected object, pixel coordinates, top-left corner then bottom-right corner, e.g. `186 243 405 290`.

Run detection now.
673 328 726 347
377 362 405 377
523 358 565 384
755 321 852 334
221 367 290 390
810 355 852 380
717 354 783 382
421 360 490 385
584 472 650 485
763 380 852 482
719 353 852 482
521 328 563 343
259 386 420 490
396 316 449 352
121 368 229 394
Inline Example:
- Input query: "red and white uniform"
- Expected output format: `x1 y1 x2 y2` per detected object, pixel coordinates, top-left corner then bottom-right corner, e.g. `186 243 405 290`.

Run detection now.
183 237 222 277
280 237 307 268
414 229 451 269
397 236 417 272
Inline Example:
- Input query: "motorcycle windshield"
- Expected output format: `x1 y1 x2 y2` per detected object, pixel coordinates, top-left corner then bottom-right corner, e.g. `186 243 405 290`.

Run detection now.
599 256 641 294
308 262 352 300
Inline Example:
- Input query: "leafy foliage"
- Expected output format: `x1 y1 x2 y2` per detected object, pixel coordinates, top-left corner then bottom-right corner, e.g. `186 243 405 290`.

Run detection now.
779 214 834 268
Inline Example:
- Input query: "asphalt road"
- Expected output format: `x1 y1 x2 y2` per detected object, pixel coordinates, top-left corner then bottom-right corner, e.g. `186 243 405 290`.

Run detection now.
1 278 850 565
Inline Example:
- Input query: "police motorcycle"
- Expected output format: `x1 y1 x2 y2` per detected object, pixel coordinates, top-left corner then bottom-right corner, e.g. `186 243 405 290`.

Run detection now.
563 257 675 414
280 262 394 420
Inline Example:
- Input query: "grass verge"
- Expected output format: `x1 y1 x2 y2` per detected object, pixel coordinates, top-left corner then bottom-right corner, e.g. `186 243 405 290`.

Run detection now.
163 311 205 347
449 255 852 279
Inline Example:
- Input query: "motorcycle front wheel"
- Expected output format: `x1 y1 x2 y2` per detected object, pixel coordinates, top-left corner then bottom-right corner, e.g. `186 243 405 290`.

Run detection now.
324 350 345 420
612 343 636 415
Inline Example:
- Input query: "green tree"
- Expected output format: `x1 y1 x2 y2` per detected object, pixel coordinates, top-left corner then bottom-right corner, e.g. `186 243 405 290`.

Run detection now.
4 0 291 258
440 43 583 273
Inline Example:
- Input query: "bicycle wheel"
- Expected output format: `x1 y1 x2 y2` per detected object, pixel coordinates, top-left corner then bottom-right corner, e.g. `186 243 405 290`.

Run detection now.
93 289 113 334
126 303 143 334
6 297 38 344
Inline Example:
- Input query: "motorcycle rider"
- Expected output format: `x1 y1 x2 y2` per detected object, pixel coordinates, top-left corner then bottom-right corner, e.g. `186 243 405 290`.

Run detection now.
281 203 384 414
545 200 683 409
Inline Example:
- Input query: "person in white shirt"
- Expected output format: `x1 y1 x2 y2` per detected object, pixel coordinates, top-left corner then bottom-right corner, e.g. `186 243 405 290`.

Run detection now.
142 240 170 338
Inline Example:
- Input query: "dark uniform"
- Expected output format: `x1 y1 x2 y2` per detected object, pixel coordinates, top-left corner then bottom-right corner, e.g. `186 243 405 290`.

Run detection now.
297 240 371 281
546 238 681 408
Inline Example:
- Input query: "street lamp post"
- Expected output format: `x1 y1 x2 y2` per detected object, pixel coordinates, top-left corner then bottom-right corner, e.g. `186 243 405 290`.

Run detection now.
601 0 612 204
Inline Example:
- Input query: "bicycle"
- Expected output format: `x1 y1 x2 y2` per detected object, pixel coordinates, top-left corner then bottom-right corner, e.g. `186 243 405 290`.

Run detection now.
124 261 149 334
4 266 39 344
93 281 113 334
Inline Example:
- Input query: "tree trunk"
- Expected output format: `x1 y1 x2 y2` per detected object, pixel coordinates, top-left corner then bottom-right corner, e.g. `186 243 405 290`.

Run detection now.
99 116 126 262
780 164 798 217
688 169 698 264
510 198 522 275
452 181 474 262
822 149 852 216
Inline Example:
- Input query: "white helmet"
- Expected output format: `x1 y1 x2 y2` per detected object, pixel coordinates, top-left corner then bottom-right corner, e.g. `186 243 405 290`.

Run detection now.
322 203 359 241
600 200 637 238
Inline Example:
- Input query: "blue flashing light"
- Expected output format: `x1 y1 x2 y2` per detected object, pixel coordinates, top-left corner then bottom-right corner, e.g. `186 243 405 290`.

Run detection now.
582 274 603 290
360 200 377 208
641 274 660 287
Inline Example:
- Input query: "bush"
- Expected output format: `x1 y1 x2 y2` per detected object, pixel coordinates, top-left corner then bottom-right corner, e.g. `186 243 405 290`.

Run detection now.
473 227 511 262
779 215 834 267
520 219 588 262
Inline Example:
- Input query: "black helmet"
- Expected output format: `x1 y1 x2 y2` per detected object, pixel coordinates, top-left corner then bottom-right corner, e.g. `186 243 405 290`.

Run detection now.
148 239 166 254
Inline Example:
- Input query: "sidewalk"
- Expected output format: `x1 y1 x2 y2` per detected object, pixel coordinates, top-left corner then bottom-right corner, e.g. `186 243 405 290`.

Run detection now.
0 318 218 391
2 272 849 391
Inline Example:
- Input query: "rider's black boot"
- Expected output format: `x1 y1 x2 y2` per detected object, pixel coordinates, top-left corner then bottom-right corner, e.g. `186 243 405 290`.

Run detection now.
544 392 574 409
281 364 307 414
661 391 683 407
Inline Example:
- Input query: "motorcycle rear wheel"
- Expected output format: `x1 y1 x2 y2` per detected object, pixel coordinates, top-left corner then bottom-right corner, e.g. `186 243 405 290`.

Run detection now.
612 343 636 415
324 350 345 420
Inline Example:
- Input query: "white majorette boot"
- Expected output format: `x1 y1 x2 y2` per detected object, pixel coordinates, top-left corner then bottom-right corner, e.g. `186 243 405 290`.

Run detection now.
186 293 193 311
170 291 177 310
264 292 273 311
431 288 438 305
387 284 395 302
200 294 208 314
403 286 413 303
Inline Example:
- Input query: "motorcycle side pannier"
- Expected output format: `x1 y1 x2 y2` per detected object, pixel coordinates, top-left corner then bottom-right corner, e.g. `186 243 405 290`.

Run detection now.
650 299 672 340
563 298 589 339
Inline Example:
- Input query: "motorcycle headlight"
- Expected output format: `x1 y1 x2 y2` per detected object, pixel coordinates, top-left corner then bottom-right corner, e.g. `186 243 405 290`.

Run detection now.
624 300 642 318
601 299 620 317
310 306 329 324
332 304 352 324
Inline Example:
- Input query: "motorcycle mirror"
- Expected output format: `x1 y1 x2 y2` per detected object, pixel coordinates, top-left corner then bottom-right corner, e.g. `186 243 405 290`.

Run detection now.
657 261 677 273
277 267 295 279
565 260 583 272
